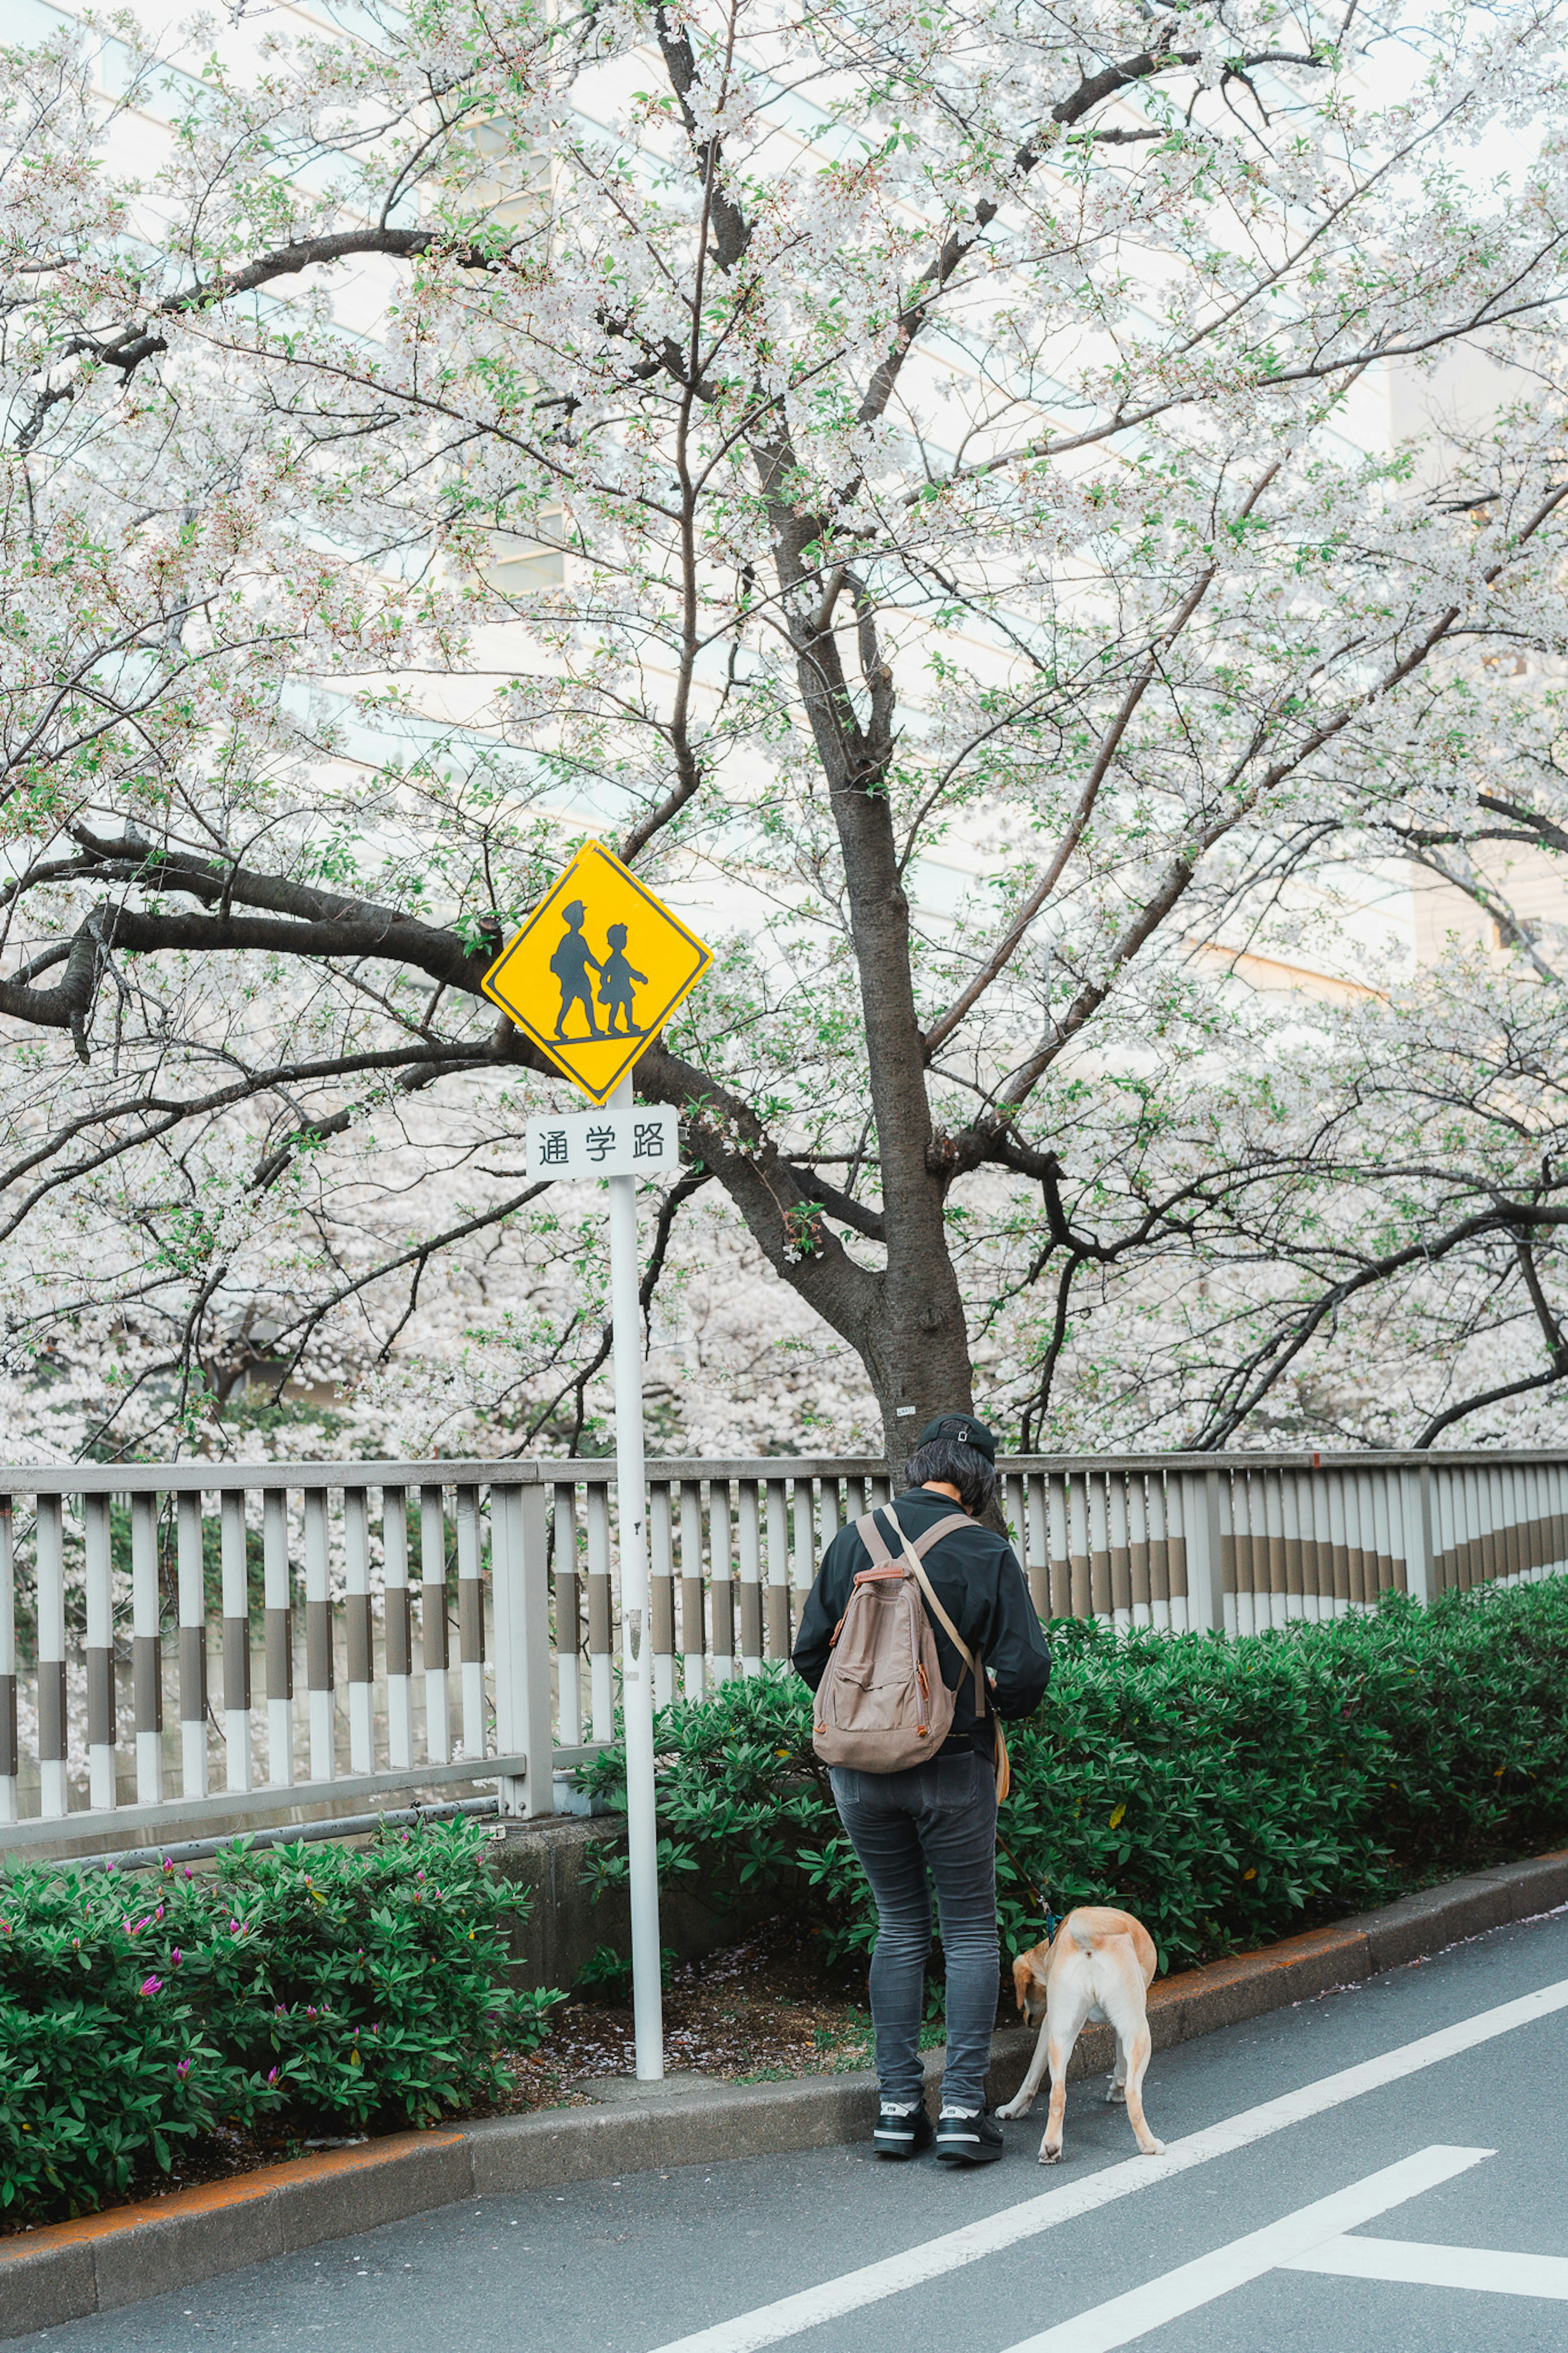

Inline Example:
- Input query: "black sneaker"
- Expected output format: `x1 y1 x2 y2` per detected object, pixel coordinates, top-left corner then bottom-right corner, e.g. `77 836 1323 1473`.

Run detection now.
873 2103 934 2159
935 2107 1004 2166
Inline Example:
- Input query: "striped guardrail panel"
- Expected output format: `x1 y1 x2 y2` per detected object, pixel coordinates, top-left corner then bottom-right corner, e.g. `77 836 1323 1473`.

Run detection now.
0 1450 1564 1850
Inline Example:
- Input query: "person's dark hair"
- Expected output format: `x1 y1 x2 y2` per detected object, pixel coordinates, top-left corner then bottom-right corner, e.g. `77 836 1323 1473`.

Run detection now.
905 1436 997 1519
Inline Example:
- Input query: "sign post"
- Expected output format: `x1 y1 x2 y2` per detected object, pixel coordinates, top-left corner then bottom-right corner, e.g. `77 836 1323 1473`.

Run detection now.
605 1072 664 2079
483 841 712 2084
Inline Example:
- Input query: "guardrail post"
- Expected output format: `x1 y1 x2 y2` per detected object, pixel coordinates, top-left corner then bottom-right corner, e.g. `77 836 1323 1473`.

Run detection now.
35 1496 68 1818
263 1487 294 1788
383 1486 414 1771
492 1481 552 1818
131 1491 164 1805
738 1480 764 1674
1179 1469 1226 1635
220 1489 252 1792
177 1491 208 1798
455 1485 486 1759
586 1480 615 1737
85 1493 116 1812
710 1479 735 1685
765 1478 791 1656
0 1497 16 1825
554 1483 583 1741
1399 1464 1434 1605
344 1486 374 1775
304 1488 336 1783
419 1484 450 1765
680 1479 706 1702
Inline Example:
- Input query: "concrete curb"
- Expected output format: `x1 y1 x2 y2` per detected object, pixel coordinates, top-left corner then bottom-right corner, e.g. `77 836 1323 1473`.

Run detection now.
4 1846 1565 2337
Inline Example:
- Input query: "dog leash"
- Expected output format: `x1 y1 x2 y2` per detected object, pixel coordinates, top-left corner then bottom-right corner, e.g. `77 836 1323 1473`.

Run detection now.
995 1827 1061 1941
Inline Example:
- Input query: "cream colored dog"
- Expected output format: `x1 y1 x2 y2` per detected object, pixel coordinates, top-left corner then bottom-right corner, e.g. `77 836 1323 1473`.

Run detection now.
996 1906 1165 2165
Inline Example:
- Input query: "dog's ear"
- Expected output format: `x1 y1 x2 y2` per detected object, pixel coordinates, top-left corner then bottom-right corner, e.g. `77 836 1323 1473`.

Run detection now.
1012 1952 1034 2016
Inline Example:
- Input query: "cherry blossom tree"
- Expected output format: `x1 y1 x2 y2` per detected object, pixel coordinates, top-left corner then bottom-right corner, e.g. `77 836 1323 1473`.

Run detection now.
2 0 1568 1466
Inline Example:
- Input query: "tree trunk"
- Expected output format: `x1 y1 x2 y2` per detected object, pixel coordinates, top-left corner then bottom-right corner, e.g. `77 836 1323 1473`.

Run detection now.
864 1292 978 1492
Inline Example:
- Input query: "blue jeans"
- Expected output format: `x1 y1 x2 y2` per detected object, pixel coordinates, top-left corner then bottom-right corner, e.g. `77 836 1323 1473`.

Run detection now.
830 1748 999 2112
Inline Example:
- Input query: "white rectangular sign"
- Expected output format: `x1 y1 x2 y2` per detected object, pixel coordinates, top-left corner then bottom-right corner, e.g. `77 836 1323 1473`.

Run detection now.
525 1106 682 1182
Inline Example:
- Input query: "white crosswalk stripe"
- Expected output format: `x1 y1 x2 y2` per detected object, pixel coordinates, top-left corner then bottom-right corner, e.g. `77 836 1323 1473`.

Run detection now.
1285 2233 1568 2299
994 2146 1492 2351
646 1974 1568 2353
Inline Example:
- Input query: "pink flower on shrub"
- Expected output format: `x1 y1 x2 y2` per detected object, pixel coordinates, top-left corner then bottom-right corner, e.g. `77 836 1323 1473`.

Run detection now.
267 2067 278 2085
171 1948 183 1967
139 1975 163 1996
176 2059 191 2079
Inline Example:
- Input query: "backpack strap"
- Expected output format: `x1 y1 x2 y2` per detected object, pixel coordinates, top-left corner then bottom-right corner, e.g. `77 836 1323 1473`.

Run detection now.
855 1508 983 1712
906 1512 975 1559
857 1510 897 1570
855 1506 971 1565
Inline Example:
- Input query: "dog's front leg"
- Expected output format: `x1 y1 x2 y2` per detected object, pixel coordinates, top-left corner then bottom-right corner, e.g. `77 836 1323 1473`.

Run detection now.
996 2018 1051 2121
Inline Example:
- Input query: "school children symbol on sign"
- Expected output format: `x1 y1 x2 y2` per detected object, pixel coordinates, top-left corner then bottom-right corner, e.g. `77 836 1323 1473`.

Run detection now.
480 841 713 1102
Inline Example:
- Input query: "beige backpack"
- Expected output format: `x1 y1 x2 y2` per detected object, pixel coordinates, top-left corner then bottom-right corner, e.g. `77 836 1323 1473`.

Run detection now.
812 1506 1010 1799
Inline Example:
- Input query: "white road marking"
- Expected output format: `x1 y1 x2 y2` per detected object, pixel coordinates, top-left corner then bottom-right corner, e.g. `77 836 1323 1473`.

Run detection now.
1285 2234 1568 2299
645 1973 1568 2353
996 2145 1492 2352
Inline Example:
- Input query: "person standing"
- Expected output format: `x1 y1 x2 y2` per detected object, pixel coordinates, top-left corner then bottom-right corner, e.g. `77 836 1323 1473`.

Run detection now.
550 900 601 1039
792 1414 1051 2165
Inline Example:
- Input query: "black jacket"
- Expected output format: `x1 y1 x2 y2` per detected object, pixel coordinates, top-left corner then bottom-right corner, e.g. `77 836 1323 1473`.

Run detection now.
792 1489 1051 1753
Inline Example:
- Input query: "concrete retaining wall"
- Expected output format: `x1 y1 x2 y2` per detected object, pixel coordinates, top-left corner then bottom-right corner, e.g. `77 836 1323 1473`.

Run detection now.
490 1816 775 1989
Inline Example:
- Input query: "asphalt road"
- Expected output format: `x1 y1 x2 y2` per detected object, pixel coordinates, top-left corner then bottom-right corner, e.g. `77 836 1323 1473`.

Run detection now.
22 1902 1568 2353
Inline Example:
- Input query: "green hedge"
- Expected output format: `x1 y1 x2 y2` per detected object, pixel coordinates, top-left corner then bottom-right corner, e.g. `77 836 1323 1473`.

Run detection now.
0 1819 560 2221
578 1581 1568 1976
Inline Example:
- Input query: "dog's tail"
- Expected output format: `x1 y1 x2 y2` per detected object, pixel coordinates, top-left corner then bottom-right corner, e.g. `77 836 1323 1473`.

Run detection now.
1065 1906 1137 1954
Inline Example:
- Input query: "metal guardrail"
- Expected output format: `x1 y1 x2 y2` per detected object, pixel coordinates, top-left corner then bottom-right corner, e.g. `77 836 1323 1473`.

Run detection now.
0 1449 1564 1855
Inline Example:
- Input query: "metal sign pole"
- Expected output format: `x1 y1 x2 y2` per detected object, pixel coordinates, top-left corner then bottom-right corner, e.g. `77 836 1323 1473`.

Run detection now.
607 1071 664 2079
486 839 708 2087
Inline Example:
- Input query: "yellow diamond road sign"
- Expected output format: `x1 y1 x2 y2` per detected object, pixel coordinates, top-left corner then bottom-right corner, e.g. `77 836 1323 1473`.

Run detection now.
481 841 713 1105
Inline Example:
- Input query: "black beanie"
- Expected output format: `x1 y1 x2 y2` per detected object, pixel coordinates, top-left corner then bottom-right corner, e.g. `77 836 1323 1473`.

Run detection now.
914 1412 997 1463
